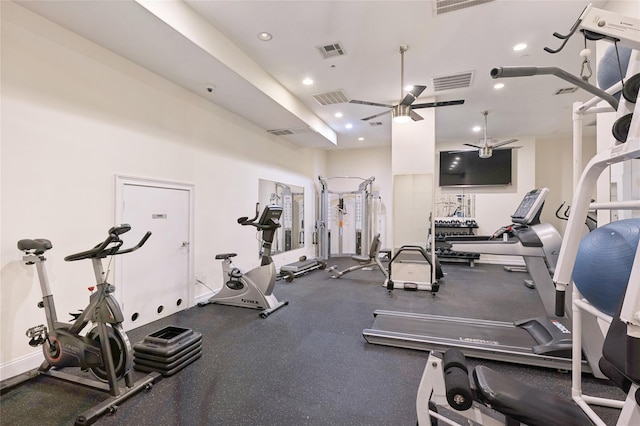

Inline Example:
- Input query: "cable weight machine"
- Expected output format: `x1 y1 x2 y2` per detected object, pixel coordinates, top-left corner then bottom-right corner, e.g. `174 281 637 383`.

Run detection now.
317 176 380 259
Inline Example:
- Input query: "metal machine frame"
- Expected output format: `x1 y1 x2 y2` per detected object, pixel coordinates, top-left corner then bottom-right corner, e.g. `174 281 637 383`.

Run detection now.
317 176 378 259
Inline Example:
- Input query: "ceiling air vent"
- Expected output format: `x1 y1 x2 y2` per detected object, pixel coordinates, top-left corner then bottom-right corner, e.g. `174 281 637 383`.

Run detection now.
267 129 294 136
369 122 384 127
316 42 346 59
267 127 315 136
553 87 578 95
432 71 474 92
433 0 495 16
312 89 350 106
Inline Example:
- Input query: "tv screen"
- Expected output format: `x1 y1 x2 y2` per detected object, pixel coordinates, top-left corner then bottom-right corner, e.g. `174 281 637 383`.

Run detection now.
439 149 512 187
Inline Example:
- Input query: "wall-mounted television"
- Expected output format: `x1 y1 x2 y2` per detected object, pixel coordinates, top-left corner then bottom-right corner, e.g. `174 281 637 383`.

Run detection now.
439 149 512 187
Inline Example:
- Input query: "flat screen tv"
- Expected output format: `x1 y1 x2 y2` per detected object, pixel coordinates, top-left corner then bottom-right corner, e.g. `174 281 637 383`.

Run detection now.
439 149 512 187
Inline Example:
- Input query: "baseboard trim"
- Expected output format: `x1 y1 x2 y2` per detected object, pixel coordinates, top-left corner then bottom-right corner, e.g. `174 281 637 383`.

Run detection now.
0 351 42 382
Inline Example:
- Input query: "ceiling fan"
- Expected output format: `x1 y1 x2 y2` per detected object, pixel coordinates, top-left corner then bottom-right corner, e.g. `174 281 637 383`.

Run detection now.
349 45 465 123
464 111 518 158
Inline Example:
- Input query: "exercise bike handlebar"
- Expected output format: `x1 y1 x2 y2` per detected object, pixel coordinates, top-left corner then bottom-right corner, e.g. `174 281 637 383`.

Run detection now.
64 225 152 262
237 203 261 226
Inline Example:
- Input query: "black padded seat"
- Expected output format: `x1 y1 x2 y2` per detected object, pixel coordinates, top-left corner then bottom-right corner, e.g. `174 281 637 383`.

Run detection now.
352 234 381 263
472 366 594 426
215 253 237 260
17 239 52 253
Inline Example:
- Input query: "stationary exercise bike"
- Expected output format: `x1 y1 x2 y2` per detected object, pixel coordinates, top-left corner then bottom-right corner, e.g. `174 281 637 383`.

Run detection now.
5 225 160 425
198 204 288 318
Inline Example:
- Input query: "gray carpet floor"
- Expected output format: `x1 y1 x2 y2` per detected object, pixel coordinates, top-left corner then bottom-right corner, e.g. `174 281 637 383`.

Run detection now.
0 260 626 425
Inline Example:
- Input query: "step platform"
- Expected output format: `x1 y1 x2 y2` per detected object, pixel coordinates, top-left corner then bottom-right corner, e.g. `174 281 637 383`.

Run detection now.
133 326 202 376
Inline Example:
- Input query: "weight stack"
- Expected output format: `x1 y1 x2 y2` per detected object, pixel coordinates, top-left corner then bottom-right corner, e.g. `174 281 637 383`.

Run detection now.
133 326 202 376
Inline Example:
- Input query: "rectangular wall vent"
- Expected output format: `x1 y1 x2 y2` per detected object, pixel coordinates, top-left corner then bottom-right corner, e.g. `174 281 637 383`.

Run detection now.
369 121 384 127
267 129 294 136
432 71 474 92
267 127 314 136
553 87 578 95
433 0 494 16
316 42 346 59
312 89 350 106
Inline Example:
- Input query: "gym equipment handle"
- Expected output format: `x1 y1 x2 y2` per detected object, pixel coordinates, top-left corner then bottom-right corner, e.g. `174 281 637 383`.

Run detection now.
64 226 151 261
238 202 261 225
490 66 618 111
555 288 565 317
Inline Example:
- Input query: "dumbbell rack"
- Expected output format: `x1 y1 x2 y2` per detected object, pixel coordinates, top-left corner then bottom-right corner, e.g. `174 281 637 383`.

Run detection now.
431 218 480 267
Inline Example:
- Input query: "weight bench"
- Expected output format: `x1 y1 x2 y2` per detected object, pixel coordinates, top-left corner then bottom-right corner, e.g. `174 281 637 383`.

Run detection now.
326 234 388 280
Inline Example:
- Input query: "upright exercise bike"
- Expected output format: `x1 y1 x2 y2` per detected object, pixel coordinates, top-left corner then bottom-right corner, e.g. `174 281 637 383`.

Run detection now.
198 204 288 318
4 225 160 425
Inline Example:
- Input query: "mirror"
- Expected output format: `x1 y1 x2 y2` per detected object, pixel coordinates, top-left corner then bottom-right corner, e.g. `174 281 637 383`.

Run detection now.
435 194 476 218
259 179 304 254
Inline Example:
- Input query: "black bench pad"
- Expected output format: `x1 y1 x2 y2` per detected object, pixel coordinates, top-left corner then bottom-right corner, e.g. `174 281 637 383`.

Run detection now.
473 366 594 426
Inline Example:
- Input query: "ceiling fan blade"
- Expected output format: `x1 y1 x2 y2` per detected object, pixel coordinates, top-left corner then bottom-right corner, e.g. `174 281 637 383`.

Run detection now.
399 85 426 106
446 148 477 153
361 110 390 121
490 138 518 148
463 143 483 149
410 110 423 121
349 99 394 108
412 99 465 109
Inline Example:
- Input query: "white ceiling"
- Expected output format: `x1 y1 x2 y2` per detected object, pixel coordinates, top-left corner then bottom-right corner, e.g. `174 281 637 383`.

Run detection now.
16 0 612 150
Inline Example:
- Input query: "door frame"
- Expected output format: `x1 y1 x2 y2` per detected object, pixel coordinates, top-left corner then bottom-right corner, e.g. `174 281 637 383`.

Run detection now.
114 174 195 309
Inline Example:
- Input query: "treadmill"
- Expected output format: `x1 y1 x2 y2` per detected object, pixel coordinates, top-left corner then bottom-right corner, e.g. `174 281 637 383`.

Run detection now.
447 188 562 316
363 189 604 376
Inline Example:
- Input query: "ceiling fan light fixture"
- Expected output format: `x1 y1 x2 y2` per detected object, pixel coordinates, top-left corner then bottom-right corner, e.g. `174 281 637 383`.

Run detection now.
392 105 411 123
478 146 492 158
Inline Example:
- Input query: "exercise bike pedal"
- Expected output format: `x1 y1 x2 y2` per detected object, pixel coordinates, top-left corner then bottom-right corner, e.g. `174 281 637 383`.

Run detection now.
28 336 45 347
26 324 47 346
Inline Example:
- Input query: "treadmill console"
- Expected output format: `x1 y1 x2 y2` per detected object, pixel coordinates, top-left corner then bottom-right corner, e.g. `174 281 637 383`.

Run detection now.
510 188 549 225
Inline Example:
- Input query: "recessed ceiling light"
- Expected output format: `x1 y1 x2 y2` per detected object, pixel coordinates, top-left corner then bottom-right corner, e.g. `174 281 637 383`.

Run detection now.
302 78 314 85
335 112 343 118
258 32 272 41
494 83 505 89
358 137 364 141
345 123 353 129
513 43 527 51
472 126 481 132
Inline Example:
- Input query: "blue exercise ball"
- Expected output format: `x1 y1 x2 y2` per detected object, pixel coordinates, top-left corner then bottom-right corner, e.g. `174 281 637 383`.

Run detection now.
573 218 640 316
597 45 632 101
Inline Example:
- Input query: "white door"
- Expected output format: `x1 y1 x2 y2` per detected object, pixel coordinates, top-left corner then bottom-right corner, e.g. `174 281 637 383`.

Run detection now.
117 179 192 330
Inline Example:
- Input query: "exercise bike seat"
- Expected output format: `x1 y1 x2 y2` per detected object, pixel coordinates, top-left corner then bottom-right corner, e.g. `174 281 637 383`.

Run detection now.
18 239 52 254
472 366 594 426
215 253 237 260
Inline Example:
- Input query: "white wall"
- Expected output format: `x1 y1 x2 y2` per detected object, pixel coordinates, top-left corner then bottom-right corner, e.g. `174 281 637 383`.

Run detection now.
536 134 597 234
0 2 325 378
